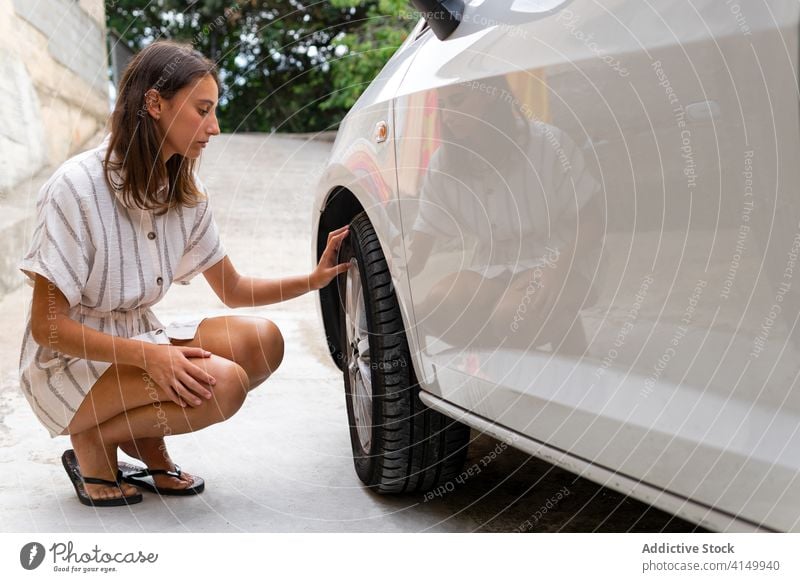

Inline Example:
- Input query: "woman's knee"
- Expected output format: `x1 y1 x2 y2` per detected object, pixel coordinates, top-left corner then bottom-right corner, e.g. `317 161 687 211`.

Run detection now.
205 358 250 420
247 318 284 386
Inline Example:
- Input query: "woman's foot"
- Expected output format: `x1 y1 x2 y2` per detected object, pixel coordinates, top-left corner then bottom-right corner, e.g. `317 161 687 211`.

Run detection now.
70 428 139 502
118 437 198 491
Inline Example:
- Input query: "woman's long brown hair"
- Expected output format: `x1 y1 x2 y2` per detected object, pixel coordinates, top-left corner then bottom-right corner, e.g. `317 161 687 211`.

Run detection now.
103 40 219 215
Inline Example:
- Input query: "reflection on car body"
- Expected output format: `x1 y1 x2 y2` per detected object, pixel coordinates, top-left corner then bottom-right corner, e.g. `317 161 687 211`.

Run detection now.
313 0 800 532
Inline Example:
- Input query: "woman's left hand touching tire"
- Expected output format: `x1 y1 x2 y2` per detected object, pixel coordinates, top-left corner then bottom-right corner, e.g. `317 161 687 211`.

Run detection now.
311 225 353 290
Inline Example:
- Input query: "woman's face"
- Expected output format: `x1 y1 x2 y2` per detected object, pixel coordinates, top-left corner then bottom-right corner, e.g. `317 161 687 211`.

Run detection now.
152 74 220 161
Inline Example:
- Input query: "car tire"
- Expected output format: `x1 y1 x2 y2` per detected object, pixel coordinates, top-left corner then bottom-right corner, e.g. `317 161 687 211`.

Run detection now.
338 211 470 493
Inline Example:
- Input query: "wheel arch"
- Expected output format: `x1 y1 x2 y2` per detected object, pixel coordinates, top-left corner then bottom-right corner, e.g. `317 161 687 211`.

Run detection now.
316 186 419 376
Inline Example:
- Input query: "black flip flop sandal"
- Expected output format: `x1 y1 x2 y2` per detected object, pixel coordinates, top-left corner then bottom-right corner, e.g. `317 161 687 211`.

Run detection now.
118 461 205 496
61 449 143 507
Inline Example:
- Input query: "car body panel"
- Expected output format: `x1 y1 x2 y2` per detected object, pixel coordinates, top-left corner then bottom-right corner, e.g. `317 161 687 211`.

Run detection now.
420 389 773 532
314 0 800 531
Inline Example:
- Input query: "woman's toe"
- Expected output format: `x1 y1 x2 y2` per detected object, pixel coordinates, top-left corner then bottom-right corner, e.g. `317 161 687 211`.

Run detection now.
86 485 108 500
153 474 186 489
170 470 194 487
93 486 115 500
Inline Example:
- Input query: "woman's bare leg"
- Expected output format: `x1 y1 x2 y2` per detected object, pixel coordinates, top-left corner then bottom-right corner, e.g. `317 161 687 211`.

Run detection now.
70 356 249 498
115 315 285 489
68 431 138 501
168 315 284 387
68 355 248 501
72 360 249 497
95 364 249 444
65 315 283 501
117 437 194 489
66 361 182 502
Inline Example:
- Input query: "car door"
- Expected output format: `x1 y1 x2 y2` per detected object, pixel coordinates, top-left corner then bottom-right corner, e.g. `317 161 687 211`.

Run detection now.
393 0 800 530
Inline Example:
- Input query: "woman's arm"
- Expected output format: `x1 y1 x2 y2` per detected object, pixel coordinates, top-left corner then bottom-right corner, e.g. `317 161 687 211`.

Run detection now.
203 225 353 308
30 274 156 368
199 256 316 308
226 272 322 308
30 274 215 407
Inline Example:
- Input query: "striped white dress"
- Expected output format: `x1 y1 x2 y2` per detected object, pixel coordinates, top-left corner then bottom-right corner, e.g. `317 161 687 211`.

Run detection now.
17 135 227 438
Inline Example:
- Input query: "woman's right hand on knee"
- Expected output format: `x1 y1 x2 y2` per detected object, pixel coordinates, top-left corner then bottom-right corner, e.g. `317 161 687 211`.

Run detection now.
143 346 217 408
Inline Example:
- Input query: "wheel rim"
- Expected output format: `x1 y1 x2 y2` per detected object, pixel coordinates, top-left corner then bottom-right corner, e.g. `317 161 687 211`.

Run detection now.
345 257 373 453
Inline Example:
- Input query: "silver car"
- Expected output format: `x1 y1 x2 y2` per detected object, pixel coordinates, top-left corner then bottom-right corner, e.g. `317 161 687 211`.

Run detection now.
311 0 800 532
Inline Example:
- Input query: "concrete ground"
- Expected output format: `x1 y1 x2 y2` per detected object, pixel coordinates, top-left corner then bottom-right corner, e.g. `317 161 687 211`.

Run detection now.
0 133 701 532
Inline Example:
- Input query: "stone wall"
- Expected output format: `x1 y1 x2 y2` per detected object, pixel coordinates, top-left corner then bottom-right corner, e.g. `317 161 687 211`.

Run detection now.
0 0 108 194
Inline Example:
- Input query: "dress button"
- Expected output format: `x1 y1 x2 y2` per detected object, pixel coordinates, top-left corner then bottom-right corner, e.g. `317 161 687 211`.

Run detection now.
156 276 163 285
147 232 156 240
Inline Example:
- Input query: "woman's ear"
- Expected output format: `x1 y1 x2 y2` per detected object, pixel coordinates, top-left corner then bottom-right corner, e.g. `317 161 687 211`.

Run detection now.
144 88 162 120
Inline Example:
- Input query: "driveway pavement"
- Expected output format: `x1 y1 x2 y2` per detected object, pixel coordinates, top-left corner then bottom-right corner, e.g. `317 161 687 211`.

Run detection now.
0 133 700 532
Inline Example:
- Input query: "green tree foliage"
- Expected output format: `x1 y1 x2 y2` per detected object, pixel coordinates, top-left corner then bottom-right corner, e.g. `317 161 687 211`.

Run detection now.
322 0 412 111
106 0 416 133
